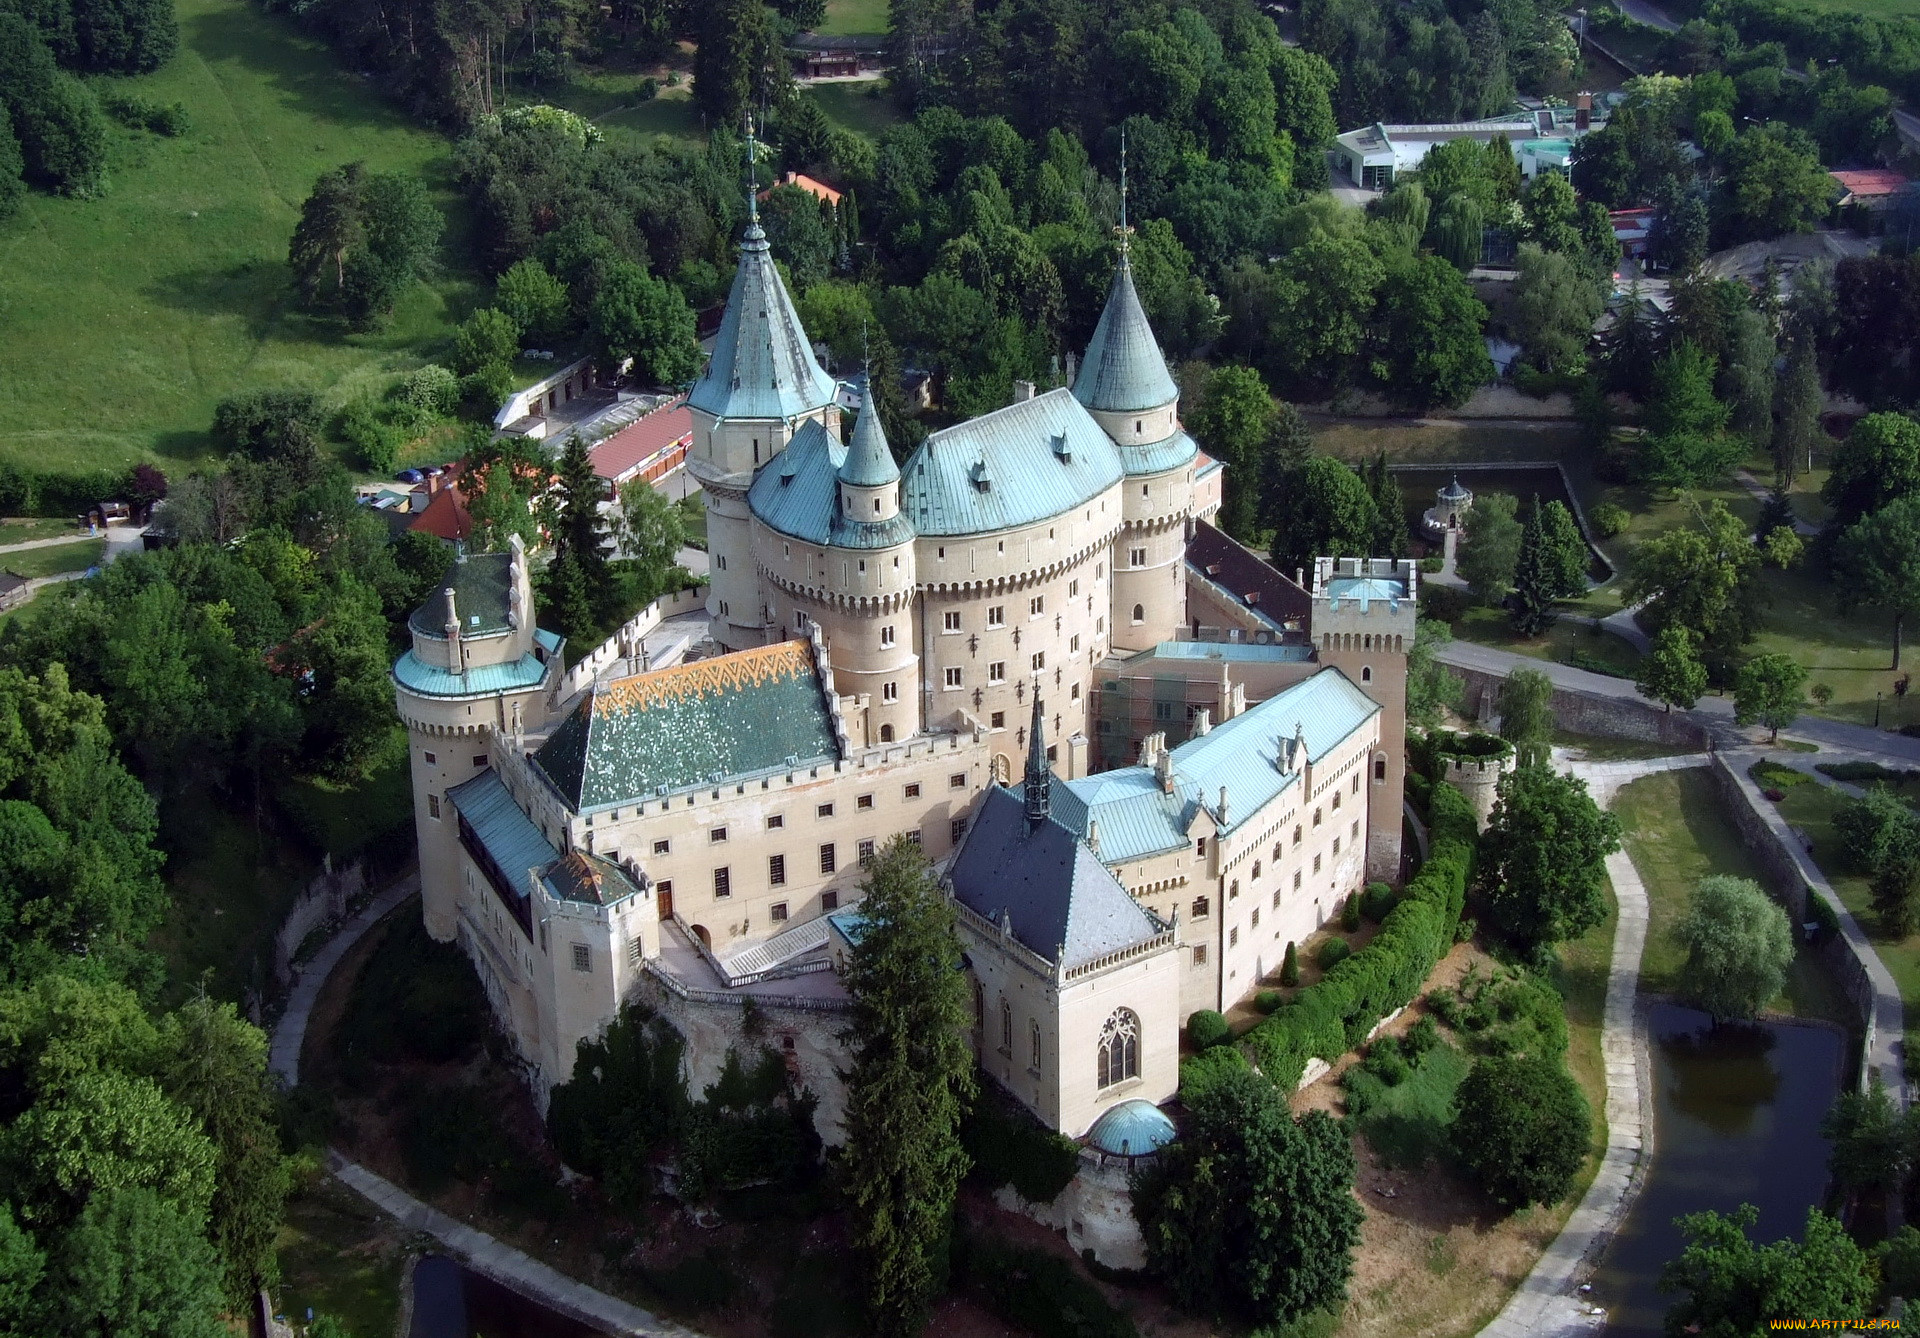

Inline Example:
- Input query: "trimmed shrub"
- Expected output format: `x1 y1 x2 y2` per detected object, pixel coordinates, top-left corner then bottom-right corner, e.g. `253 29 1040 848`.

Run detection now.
1180 1044 1251 1102
1255 990 1282 1015
1316 938 1352 970
1341 894 1362 932
1451 1053 1590 1210
1749 759 1808 789
1280 940 1300 987
1188 1009 1231 1050
1592 502 1630 538
1361 882 1396 923
1819 760 1918 786
1240 783 1478 1094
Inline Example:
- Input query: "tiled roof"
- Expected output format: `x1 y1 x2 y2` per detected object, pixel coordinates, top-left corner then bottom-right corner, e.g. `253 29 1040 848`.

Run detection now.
531 639 841 812
1831 169 1908 197
766 172 843 206
392 649 553 699
1072 257 1179 414
901 389 1124 536
688 221 838 422
590 397 691 482
1187 520 1313 627
448 769 560 898
407 552 515 639
948 786 1165 969
407 471 471 542
543 849 644 905
1061 670 1380 861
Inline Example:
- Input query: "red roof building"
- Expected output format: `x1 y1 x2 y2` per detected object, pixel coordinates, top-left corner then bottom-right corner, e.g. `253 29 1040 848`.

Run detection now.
1831 169 1910 208
589 396 693 493
408 465 472 543
763 172 843 208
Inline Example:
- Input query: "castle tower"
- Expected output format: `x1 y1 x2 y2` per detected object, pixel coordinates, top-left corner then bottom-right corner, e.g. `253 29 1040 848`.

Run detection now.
391 537 563 940
818 382 920 744
1074 182 1193 655
1309 556 1418 881
686 126 840 652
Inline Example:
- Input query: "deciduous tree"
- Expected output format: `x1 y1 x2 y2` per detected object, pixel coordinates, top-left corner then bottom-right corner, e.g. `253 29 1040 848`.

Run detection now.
1832 494 1920 670
1733 652 1806 743
1456 491 1521 607
1450 1053 1590 1209
1675 875 1793 1022
1661 1206 1874 1336
1636 625 1708 712
1478 765 1620 948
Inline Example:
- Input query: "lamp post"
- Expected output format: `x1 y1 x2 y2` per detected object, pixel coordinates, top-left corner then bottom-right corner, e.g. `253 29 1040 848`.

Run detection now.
1877 691 1884 728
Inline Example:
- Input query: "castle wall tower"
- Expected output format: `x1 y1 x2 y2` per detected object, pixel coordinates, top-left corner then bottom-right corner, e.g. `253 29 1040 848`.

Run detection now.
1309 556 1418 881
391 537 562 940
1071 251 1194 655
686 139 841 654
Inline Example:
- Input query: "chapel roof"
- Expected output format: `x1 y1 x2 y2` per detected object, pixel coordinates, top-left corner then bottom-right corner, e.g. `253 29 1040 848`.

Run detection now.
531 639 842 812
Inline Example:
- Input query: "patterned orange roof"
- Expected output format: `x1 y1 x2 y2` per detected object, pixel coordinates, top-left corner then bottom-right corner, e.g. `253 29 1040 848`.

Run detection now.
594 640 816 716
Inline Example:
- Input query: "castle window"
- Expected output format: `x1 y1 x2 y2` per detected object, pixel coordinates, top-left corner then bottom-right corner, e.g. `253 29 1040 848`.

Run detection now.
1332 791 1342 811
1097 1009 1140 1088
1313 809 1323 827
1001 1000 1013 1054
1293 826 1303 846
1192 896 1210 918
784 543 791 557
1029 596 1044 617
880 724 895 741
1353 775 1361 794
1096 562 1104 578
858 793 875 810
1193 944 1207 966
1230 880 1240 900
473 754 488 769
572 944 591 972
1229 927 1239 947
1251 908 1260 929
987 606 1005 627
1130 547 1146 567
1294 871 1303 889
771 902 788 922
1071 683 1080 700
1273 887 1282 909
974 981 985 1029
873 498 881 513
905 782 921 799
818 803 834 818
938 547 946 559
423 751 436 765
427 794 440 819
714 866 731 897
883 682 898 702
1069 579 1078 597
1196 836 1207 858
881 625 895 647
1313 854 1322 873
629 936 643 967
859 838 876 865
1135 419 1142 433
767 814 784 829
1375 756 1387 782
1070 634 1080 653
711 825 728 843
945 667 963 688
1031 1020 1043 1071
1362 665 1372 682
1030 651 1045 671
950 773 967 789
1333 837 1342 856
951 816 967 844
943 611 962 631
1141 484 1149 498
990 710 1005 729
769 854 786 886
858 560 866 572
1252 861 1262 881
820 843 837 874
1352 820 1360 840
822 889 839 910
988 662 1006 684
653 838 670 855
1131 604 1144 624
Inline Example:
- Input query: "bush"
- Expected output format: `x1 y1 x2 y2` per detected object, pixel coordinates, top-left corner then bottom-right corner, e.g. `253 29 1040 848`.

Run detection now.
1256 990 1283 1014
1404 1015 1441 1060
1360 882 1396 923
461 362 515 415
1419 555 1444 574
1341 894 1362 932
395 364 460 418
1239 783 1478 1093
1421 584 1472 623
1280 940 1300 987
338 398 401 474
956 1232 1138 1338
963 1098 1079 1205
1179 1044 1251 1103
1749 759 1809 789
1188 1009 1232 1049
1316 938 1352 970
1592 502 1630 538
1454 915 1477 943
1835 786 1920 875
1451 1053 1590 1210
1878 1226 1920 1303
100 90 188 134
1819 760 1917 785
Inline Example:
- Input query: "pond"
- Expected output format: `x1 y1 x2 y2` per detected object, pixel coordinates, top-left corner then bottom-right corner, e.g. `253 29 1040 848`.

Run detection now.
1590 1002 1846 1337
1390 464 1613 582
409 1256 613 1338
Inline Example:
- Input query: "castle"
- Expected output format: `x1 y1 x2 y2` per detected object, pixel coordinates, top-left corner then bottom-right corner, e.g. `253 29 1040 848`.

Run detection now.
391 185 1417 1234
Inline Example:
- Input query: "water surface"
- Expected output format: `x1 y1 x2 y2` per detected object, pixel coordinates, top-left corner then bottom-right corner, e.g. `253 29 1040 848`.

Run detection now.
409 1255 612 1338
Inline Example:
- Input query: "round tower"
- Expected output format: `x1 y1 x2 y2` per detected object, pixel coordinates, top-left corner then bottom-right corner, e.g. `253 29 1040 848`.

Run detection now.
816 390 919 745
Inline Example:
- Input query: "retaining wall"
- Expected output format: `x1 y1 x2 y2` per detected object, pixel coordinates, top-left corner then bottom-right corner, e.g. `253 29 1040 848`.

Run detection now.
1453 663 1711 750
272 858 368 990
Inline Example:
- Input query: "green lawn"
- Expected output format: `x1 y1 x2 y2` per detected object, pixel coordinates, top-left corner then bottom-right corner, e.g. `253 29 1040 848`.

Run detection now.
1614 769 1854 1027
1450 605 1644 677
817 0 891 35
0 0 476 476
276 1177 408 1338
590 88 705 151
0 517 87 543
807 81 901 138
2 539 105 579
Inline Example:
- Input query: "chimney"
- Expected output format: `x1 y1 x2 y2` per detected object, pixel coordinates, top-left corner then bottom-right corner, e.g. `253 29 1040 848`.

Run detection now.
1064 351 1078 386
1138 730 1166 768
442 587 465 676
1217 785 1230 829
1088 818 1100 856
1190 707 1211 738
1013 379 1037 404
1155 747 1175 795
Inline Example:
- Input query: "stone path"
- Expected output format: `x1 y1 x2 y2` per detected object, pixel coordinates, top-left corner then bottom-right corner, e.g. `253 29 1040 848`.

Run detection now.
1476 754 1707 1338
329 1155 700 1338
268 876 415 1085
0 532 102 554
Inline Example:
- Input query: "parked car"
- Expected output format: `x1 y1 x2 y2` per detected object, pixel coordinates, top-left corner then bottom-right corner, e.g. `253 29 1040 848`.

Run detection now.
396 468 425 484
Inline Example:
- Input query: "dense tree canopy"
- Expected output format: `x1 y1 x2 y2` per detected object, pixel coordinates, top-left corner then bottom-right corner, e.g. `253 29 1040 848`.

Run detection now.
1662 1206 1875 1336
1478 764 1620 948
1675 876 1794 1022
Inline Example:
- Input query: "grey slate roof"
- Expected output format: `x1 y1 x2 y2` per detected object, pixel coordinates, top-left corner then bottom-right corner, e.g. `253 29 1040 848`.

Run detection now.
838 383 899 487
407 553 514 640
1061 669 1381 862
532 640 841 813
901 389 1124 536
1072 257 1179 414
688 221 838 422
948 786 1165 970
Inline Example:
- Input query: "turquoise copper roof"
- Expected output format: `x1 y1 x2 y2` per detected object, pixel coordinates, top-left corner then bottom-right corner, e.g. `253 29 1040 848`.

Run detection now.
531 640 841 812
688 221 838 422
407 553 515 640
1061 669 1381 862
1086 1098 1176 1156
392 649 554 699
1325 576 1407 610
1126 641 1314 665
901 389 1124 536
749 419 918 549
1116 429 1198 476
1072 257 1179 414
448 769 560 893
838 381 899 487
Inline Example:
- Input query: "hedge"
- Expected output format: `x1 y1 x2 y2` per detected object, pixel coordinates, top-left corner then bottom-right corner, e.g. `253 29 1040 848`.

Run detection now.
1234 780 1479 1093
0 464 132 517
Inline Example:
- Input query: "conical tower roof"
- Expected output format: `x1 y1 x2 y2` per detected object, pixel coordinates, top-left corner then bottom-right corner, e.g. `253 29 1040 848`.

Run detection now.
688 218 838 422
1072 256 1179 414
838 377 898 487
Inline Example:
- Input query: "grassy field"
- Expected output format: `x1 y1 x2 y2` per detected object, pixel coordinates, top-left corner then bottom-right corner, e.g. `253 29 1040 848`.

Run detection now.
0 517 87 543
1614 768 1853 1027
276 1176 409 1338
1 539 106 579
808 81 901 138
1450 605 1643 677
817 0 891 36
593 87 705 151
0 0 474 477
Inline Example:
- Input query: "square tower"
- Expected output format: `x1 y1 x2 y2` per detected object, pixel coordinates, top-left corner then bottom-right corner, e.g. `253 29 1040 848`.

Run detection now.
1309 556 1419 881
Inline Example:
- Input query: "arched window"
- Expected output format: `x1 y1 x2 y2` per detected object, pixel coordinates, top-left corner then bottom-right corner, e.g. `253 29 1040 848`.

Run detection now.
1131 603 1145 624
1030 1020 1043 1071
1097 1009 1141 1089
1361 665 1372 682
973 980 985 1030
879 723 895 742
1001 1000 1014 1053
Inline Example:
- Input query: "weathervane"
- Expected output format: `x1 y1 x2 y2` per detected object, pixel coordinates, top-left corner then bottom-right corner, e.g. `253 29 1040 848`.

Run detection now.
1116 128 1133 257
745 112 760 226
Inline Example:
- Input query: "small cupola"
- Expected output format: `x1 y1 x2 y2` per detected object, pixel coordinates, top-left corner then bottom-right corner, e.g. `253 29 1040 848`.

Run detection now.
837 376 900 523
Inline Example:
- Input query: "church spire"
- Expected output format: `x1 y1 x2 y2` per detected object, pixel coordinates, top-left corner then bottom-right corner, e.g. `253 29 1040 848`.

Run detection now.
1024 686 1051 830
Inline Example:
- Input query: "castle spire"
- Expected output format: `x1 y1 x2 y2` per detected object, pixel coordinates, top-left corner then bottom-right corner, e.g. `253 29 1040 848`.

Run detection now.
745 113 761 230
1117 128 1132 258
1071 134 1178 416
1024 686 1050 830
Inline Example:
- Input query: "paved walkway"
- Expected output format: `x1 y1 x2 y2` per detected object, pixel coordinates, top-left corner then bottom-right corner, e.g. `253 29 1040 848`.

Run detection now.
1478 754 1707 1338
1734 469 1819 537
268 876 416 1086
329 1155 700 1338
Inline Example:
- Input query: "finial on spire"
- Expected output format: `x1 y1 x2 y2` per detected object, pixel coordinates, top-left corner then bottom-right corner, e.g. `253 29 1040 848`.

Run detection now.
861 319 871 377
745 112 761 227
1116 129 1133 258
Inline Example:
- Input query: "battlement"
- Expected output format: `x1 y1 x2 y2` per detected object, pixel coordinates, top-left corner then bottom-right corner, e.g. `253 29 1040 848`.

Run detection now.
1307 555 1418 646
